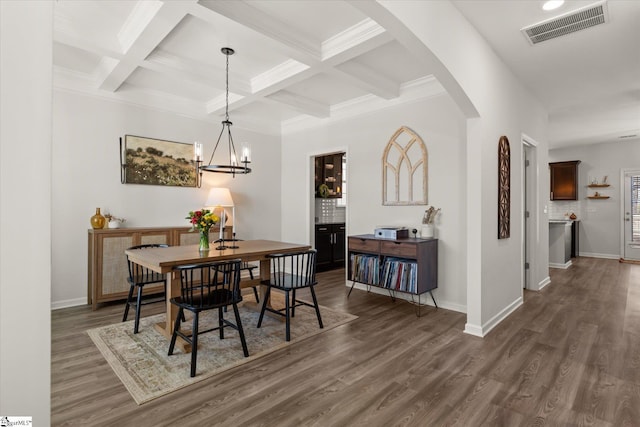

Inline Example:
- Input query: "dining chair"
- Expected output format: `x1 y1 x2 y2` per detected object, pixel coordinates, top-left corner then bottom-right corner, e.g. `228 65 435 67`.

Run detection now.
123 244 169 334
168 259 249 377
257 249 323 341
214 237 260 303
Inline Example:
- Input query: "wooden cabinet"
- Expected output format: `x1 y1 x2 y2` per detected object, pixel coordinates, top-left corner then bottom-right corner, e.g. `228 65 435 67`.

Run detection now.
315 153 344 198
315 223 345 271
347 234 438 315
88 226 230 309
549 160 580 200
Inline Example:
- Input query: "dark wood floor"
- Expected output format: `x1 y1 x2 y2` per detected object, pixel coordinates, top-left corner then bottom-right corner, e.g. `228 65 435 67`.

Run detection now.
51 257 640 426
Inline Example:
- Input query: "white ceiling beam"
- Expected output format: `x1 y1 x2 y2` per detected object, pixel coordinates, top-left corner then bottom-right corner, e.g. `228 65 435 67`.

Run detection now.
193 0 320 64
97 1 194 92
266 91 330 118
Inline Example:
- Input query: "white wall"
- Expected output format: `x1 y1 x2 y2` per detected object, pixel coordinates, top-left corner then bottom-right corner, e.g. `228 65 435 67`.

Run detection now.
0 1 52 423
373 0 549 335
281 94 468 312
52 90 282 307
550 140 640 258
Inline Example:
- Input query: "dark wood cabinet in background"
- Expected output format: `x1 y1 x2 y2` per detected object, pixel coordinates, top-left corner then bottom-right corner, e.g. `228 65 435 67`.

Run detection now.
315 153 344 198
549 160 580 200
315 223 345 271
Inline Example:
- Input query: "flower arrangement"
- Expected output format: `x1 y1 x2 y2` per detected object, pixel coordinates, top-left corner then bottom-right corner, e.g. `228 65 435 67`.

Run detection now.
104 213 126 223
422 206 441 224
186 209 219 232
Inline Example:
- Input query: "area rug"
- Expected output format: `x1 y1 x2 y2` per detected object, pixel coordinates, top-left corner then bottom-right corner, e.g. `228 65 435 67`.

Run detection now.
87 297 357 405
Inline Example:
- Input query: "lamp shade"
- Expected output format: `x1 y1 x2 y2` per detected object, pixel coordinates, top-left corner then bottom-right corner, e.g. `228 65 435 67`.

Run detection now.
205 187 234 207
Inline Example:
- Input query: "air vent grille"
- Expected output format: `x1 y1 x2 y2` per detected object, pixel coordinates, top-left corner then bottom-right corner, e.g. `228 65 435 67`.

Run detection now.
521 1 609 45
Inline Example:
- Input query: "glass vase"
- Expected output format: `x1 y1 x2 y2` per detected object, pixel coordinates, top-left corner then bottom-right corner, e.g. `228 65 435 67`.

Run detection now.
90 207 106 229
199 229 210 251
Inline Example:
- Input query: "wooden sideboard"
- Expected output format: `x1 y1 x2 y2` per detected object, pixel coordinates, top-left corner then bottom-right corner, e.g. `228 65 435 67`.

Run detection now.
88 226 231 310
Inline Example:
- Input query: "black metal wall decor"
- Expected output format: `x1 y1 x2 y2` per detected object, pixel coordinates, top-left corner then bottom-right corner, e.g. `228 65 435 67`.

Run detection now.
498 136 510 239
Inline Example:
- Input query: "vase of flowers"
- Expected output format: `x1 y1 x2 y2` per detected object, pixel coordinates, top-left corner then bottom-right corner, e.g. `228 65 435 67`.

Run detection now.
186 209 219 251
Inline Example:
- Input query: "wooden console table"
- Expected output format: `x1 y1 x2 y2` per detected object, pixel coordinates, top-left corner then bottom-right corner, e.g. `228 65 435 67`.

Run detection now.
87 226 230 309
347 234 438 316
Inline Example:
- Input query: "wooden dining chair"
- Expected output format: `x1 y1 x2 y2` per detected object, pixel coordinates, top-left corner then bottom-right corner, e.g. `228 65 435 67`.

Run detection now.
168 259 249 377
123 244 169 334
257 249 323 341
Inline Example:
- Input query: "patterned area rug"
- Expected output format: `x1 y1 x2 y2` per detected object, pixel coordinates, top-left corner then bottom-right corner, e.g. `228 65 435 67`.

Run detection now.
87 297 357 405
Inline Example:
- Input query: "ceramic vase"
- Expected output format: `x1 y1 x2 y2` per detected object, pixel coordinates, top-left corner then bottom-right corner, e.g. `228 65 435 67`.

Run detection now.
90 208 106 229
421 224 434 238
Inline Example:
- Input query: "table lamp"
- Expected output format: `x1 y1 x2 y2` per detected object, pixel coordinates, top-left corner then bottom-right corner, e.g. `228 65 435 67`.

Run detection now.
205 187 236 249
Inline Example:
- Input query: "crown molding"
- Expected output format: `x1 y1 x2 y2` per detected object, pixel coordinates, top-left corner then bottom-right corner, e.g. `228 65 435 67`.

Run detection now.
322 18 386 61
251 59 310 94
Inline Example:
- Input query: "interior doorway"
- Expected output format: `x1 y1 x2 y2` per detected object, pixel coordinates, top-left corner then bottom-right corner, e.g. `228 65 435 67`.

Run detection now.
312 152 347 272
621 169 640 261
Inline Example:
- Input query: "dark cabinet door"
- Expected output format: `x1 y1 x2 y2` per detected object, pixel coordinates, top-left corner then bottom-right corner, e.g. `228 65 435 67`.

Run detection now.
315 225 333 270
315 223 346 271
333 224 346 264
315 153 344 198
550 161 580 200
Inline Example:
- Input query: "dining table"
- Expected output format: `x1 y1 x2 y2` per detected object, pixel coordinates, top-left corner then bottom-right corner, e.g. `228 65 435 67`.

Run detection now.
125 239 311 352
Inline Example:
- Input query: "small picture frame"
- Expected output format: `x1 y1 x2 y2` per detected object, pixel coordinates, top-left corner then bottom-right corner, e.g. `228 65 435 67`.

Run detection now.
120 135 197 187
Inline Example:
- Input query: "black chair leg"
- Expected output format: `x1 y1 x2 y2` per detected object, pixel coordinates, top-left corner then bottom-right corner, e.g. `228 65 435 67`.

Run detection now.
248 268 259 303
168 307 183 356
257 287 270 328
134 285 143 334
285 290 291 342
190 312 199 377
232 303 249 357
122 284 134 322
218 307 224 339
310 286 323 329
291 289 296 318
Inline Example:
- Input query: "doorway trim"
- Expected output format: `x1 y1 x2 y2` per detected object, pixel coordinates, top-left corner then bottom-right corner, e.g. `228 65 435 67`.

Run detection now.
521 133 539 290
619 168 640 261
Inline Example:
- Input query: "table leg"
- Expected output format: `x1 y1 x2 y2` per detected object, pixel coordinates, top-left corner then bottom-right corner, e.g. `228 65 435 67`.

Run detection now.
154 271 191 353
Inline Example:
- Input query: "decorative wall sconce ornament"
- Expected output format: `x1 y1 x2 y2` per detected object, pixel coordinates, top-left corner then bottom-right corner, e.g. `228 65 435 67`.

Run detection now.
498 135 510 239
382 126 428 205
196 47 251 181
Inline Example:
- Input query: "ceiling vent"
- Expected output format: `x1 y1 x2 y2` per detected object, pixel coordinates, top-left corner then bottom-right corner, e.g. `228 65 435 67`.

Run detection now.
521 0 609 45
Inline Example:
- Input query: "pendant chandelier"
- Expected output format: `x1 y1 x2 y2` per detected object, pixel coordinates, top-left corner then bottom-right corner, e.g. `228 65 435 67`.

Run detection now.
196 47 251 182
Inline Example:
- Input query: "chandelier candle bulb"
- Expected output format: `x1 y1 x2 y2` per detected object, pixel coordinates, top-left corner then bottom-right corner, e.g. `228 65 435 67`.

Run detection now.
241 145 251 163
194 142 203 161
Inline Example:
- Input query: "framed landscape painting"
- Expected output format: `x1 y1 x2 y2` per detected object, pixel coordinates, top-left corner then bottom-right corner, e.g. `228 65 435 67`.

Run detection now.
121 135 197 187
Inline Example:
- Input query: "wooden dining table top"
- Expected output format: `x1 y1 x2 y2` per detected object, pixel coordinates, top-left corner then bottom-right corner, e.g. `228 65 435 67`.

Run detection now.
125 239 311 273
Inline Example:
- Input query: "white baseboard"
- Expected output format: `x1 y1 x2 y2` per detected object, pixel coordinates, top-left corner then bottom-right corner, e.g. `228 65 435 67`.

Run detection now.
538 276 551 290
346 282 466 313
549 260 572 269
579 252 619 260
51 297 87 310
463 296 523 338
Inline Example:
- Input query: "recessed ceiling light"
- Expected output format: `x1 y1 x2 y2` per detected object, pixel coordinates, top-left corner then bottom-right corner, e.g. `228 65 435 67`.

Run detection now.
543 0 565 11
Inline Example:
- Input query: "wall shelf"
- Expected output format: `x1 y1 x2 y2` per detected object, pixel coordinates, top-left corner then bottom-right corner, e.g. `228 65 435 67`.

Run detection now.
587 184 610 188
587 196 610 199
